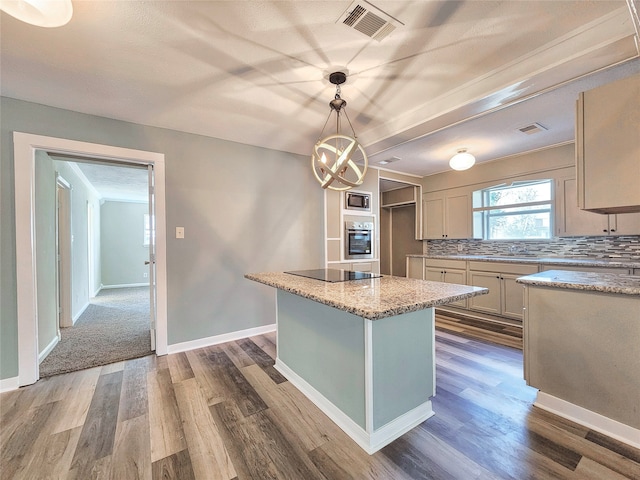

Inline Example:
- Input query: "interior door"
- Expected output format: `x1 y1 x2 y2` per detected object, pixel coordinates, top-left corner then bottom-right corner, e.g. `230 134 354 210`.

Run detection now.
148 164 156 351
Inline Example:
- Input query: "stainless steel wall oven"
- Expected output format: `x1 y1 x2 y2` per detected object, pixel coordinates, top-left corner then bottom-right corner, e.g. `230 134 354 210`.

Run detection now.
345 221 374 260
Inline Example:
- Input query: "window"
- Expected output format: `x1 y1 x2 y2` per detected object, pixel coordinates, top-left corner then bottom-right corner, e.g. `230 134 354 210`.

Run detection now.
143 213 155 246
472 180 553 240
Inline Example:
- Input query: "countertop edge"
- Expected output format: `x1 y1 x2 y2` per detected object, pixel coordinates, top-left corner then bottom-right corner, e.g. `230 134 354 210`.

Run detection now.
407 254 640 269
245 273 488 320
516 270 640 296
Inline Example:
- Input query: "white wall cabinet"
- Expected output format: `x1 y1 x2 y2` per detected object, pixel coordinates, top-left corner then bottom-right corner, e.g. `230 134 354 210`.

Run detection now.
576 73 640 214
467 262 538 321
422 192 471 239
557 177 640 236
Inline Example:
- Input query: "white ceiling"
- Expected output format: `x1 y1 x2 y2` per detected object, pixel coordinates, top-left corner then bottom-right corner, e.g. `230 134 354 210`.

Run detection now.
2 1 639 179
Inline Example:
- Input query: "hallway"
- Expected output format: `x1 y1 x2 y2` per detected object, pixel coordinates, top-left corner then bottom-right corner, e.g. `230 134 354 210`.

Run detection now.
39 287 152 377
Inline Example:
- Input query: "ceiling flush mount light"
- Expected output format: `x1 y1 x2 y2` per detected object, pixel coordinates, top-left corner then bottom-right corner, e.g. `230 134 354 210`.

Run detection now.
312 71 368 191
0 0 73 27
449 149 476 171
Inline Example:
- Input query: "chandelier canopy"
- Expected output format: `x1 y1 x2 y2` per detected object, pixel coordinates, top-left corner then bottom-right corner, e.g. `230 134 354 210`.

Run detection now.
311 72 368 191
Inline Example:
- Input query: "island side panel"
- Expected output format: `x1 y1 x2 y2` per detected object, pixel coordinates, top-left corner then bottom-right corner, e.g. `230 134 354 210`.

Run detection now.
525 287 640 429
276 290 366 429
370 308 435 430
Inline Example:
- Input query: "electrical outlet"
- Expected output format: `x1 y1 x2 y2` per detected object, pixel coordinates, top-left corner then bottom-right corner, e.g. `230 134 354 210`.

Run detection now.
176 226 185 239
143 272 148 278
457 244 464 252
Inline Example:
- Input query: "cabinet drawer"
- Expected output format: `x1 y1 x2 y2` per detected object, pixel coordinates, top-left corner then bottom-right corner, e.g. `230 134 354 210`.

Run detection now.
468 261 538 275
425 259 467 270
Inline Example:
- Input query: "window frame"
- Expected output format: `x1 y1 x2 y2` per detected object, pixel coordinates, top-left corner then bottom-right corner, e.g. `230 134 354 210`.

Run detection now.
472 179 554 240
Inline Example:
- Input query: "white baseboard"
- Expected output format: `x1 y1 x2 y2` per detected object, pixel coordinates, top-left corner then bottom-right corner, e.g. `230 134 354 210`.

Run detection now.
38 333 60 363
92 285 102 297
166 324 276 355
100 282 150 290
0 376 20 393
275 358 434 455
72 301 90 325
535 392 640 449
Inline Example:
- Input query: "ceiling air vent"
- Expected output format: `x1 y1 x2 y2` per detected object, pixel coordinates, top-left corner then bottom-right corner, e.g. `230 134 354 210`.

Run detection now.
518 123 548 135
337 1 403 42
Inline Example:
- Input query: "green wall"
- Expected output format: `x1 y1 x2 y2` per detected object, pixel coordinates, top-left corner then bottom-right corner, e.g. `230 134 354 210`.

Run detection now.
51 159 102 316
0 96 325 380
100 201 150 287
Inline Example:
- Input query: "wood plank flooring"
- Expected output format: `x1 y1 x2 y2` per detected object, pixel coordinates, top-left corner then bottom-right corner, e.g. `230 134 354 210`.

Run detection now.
435 311 523 350
2 330 638 479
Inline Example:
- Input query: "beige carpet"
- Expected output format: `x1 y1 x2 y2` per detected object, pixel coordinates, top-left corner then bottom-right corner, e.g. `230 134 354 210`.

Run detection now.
39 286 153 377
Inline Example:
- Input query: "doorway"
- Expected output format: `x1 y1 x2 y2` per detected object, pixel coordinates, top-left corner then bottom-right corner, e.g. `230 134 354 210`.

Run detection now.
14 132 167 386
40 158 155 377
379 178 423 276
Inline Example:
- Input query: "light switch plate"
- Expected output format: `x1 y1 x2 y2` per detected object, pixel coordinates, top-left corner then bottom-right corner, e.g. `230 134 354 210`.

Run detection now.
176 227 185 239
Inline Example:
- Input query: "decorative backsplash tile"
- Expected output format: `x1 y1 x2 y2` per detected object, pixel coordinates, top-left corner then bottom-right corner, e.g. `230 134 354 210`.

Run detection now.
424 236 640 260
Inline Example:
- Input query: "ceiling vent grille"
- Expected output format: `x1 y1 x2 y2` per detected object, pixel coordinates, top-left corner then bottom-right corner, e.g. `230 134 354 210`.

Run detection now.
338 1 403 42
518 123 548 135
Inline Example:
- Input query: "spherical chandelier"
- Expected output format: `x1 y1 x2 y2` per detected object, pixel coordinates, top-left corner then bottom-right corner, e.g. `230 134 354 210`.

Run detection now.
311 72 368 191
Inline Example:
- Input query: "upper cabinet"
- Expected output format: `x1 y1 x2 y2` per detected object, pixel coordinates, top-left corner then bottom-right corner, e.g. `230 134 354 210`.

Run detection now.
576 74 640 214
422 192 472 239
557 177 640 236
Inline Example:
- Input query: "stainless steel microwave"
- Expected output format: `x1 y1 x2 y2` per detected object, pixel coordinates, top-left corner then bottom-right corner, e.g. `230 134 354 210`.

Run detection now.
345 191 371 212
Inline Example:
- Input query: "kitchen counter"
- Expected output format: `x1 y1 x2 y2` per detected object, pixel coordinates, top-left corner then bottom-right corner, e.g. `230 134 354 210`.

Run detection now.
521 269 640 447
407 254 640 269
245 270 488 454
245 271 487 320
517 269 640 295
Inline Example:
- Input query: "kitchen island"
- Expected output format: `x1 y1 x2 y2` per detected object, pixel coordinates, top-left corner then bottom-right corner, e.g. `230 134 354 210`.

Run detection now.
245 270 487 453
517 269 640 448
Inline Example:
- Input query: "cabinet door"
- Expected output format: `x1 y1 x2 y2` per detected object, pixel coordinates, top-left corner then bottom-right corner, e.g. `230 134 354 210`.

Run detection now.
445 194 471 239
558 178 609 236
610 213 640 235
424 267 443 282
501 274 525 320
423 197 445 239
468 271 501 315
578 74 640 212
443 269 467 308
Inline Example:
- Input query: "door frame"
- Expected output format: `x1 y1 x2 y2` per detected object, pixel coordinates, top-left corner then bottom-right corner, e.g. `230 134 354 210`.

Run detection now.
56 175 73 329
14 132 168 386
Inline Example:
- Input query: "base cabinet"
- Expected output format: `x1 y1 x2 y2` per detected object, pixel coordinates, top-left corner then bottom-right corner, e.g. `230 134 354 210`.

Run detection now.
523 286 640 437
468 262 538 321
425 267 467 308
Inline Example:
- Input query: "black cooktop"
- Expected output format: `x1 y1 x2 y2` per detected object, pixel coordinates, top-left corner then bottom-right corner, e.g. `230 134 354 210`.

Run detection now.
285 268 382 283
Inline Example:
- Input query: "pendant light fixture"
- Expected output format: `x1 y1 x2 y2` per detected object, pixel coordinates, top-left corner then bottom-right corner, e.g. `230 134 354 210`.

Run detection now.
0 0 73 27
311 72 368 191
449 148 475 171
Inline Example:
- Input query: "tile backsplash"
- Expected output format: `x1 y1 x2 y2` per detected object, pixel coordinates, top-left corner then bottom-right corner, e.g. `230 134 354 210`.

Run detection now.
424 236 640 260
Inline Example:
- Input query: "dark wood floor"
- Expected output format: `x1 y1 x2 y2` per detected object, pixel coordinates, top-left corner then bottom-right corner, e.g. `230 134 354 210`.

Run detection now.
2 330 638 479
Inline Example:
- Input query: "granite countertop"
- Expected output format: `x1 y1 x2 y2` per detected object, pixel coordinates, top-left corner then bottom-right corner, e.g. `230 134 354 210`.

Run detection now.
516 270 640 296
407 254 640 269
245 272 488 320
